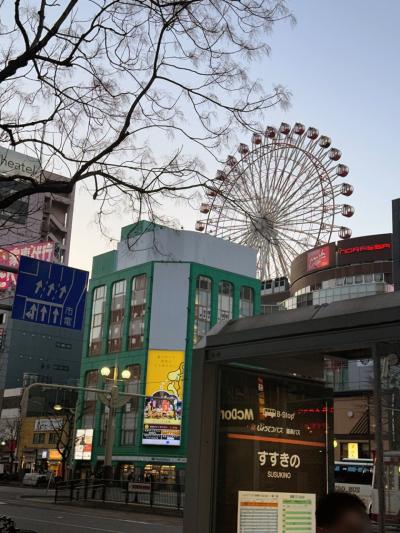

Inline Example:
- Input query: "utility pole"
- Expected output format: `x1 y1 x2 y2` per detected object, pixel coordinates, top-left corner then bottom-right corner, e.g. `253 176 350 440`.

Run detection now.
21 377 137 481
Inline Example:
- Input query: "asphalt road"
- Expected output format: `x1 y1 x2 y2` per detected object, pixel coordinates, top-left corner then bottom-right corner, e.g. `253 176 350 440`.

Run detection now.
0 485 183 533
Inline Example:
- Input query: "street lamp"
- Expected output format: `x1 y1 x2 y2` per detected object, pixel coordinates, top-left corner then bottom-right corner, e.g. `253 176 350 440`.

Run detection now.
100 366 111 378
99 365 132 480
53 404 63 412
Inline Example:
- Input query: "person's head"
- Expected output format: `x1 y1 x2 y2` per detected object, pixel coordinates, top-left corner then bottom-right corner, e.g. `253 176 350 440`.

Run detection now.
316 492 370 533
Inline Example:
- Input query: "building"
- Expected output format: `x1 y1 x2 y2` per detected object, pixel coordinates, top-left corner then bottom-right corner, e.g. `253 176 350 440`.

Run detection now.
76 221 260 481
266 233 393 311
0 147 80 472
0 145 75 264
261 233 396 460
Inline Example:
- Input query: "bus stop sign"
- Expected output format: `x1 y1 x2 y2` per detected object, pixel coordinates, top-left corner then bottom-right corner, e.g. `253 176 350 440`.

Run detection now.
12 256 88 330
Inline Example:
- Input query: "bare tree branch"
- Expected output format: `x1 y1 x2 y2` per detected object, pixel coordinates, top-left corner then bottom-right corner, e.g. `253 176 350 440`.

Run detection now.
0 0 294 228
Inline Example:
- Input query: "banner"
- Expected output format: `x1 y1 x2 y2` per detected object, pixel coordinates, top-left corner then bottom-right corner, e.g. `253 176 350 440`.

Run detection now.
74 429 94 460
0 242 55 290
142 349 184 446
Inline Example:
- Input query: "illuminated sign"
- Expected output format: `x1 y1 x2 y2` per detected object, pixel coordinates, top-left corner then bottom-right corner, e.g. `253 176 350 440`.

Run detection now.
0 242 55 290
307 245 331 272
216 369 329 532
347 442 359 459
74 429 93 460
142 350 184 446
338 243 391 255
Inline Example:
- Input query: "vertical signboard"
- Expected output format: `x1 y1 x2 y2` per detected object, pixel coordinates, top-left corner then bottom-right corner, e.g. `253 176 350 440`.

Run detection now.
216 367 330 533
74 429 94 460
142 349 184 446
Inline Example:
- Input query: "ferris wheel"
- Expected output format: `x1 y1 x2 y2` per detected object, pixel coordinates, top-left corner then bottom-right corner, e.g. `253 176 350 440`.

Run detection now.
195 122 355 280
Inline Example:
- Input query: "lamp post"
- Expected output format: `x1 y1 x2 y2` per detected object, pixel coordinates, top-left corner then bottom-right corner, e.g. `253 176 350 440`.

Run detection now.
99 365 132 480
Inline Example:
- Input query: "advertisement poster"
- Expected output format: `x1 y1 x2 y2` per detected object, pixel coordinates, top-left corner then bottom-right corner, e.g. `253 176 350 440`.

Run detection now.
306 245 330 272
74 429 94 460
142 349 184 446
237 491 315 533
216 368 329 532
0 242 55 290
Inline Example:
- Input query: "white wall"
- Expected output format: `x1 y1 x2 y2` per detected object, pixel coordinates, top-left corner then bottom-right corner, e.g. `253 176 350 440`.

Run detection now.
117 226 257 278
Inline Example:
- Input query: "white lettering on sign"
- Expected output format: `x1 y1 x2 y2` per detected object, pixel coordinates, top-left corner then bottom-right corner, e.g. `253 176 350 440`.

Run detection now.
258 451 301 469
263 408 295 421
256 424 284 434
220 408 254 421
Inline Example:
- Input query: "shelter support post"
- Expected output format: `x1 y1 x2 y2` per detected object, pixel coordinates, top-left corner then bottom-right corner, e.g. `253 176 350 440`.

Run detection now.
372 344 385 533
184 352 219 533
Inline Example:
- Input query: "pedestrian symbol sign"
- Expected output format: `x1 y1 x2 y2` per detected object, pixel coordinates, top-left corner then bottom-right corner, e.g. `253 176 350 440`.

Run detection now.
12 256 89 330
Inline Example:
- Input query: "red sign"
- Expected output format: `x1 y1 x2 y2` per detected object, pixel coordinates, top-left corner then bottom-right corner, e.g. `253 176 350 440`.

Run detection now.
0 242 55 290
338 242 391 255
307 245 331 272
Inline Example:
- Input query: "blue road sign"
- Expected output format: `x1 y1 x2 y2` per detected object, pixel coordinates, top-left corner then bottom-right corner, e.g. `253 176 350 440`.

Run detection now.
12 256 89 330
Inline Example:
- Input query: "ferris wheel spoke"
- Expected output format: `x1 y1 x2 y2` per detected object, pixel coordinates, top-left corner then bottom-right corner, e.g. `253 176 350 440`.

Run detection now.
200 123 353 280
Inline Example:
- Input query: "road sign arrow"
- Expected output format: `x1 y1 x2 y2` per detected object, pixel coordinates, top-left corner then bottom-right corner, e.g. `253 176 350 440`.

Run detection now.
47 283 55 297
35 280 43 294
52 308 60 324
59 286 67 299
40 306 47 322
25 304 37 320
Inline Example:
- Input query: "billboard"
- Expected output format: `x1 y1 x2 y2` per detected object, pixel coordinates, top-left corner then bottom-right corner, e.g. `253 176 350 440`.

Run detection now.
0 242 55 290
74 429 94 460
0 146 40 178
216 368 330 533
306 245 331 272
142 349 184 446
34 418 63 432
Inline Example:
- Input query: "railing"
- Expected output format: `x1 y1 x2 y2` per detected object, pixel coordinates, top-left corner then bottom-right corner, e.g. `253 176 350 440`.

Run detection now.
55 478 185 512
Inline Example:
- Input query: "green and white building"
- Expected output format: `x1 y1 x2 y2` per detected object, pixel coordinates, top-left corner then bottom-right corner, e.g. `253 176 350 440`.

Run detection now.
77 221 259 482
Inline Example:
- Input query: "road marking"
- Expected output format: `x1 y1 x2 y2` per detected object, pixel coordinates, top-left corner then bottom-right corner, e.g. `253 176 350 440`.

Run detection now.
0 502 6 505
15 517 126 532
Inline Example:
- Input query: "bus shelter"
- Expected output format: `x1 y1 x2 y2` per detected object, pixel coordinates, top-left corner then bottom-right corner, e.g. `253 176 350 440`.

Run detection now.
184 292 400 533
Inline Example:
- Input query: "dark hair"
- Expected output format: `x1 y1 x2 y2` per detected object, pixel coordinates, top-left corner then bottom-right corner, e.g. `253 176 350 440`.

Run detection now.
316 492 367 527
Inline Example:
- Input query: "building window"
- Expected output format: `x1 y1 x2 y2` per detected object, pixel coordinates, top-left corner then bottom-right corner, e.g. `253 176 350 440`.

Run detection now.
33 433 45 444
48 433 58 445
81 370 98 429
194 276 212 344
374 272 384 282
240 286 254 318
108 280 126 353
120 365 141 445
218 281 233 322
128 275 147 350
89 286 107 356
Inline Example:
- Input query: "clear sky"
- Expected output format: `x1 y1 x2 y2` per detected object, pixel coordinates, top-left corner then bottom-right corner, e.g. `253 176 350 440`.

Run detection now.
69 0 400 273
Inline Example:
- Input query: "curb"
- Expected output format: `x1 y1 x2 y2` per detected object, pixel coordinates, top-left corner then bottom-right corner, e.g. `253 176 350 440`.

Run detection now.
53 498 184 517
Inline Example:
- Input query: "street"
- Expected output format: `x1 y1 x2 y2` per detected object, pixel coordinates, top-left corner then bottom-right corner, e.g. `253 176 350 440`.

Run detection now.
0 486 182 533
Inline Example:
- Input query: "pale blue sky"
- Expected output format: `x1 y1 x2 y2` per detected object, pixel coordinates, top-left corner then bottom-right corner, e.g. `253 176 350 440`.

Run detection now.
69 0 400 272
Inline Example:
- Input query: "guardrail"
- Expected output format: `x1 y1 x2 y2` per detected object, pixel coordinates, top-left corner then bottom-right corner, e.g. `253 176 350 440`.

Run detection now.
55 478 185 512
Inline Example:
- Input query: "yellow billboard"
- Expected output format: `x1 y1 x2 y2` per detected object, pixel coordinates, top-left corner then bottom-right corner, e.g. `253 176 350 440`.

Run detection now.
142 349 185 446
